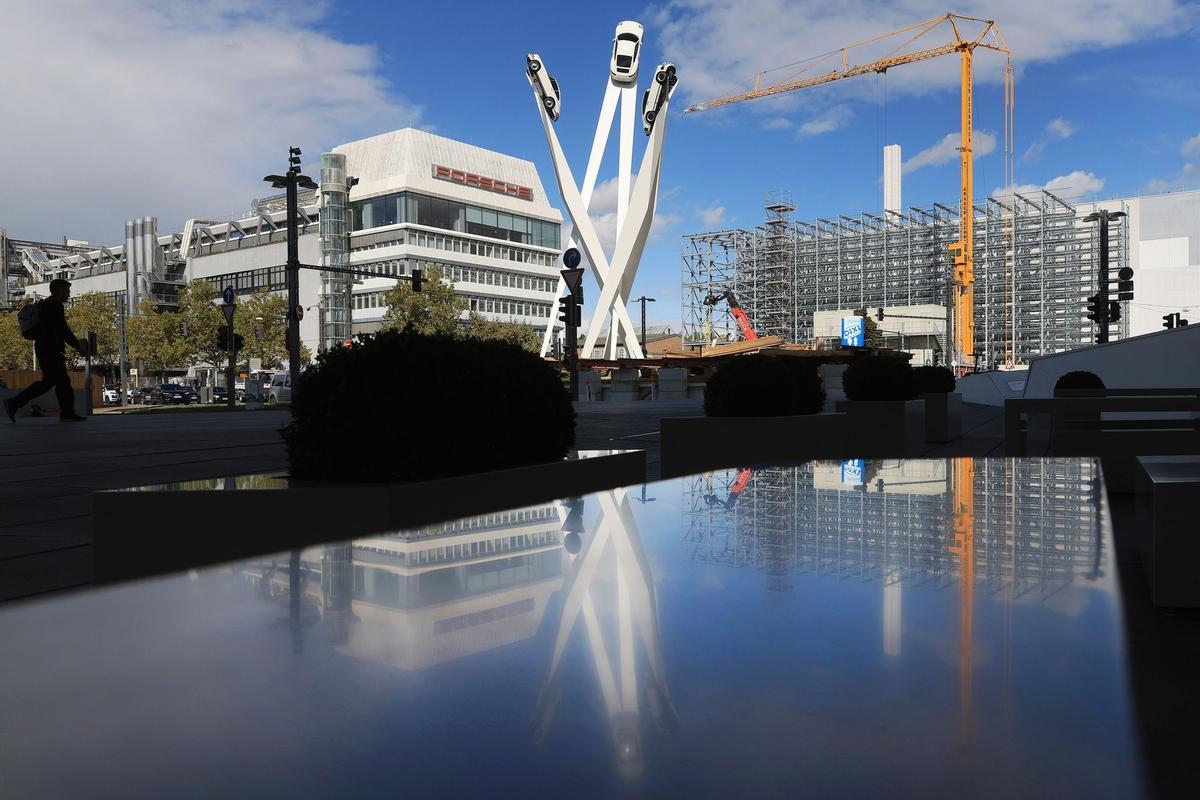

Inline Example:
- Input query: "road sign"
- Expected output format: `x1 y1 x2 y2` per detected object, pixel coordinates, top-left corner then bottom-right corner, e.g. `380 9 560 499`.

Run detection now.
222 304 235 326
295 304 304 321
343 338 353 349
562 247 582 269
561 267 585 294
222 286 235 305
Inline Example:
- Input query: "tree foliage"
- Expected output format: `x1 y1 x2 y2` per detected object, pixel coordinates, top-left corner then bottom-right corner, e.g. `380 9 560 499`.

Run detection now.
175 280 225 368
463 313 541 353
239 288 290 367
0 301 34 370
382 265 467 336
65 291 121 372
126 299 188 382
853 308 886 349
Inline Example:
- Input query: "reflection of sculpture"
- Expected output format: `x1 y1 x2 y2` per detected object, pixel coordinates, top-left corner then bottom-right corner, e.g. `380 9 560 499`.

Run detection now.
528 21 679 359
535 488 677 778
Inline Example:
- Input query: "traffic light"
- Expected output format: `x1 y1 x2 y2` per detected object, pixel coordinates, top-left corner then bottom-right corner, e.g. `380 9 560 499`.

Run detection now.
1163 313 1175 330
876 307 885 321
1108 301 1121 323
411 267 423 293
217 327 246 353
557 296 581 328
1086 293 1106 323
288 146 301 175
1115 267 1134 301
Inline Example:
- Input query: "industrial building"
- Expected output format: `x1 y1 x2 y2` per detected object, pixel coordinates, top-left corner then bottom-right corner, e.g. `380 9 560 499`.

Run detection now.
683 182 1200 367
6 128 564 359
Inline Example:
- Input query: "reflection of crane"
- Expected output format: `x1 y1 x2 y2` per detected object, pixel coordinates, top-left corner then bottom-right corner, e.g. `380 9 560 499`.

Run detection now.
704 288 760 341
686 13 1014 368
705 467 754 510
946 457 976 739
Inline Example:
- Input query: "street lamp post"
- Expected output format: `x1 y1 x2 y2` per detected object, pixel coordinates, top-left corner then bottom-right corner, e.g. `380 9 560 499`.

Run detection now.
265 147 318 396
634 296 656 355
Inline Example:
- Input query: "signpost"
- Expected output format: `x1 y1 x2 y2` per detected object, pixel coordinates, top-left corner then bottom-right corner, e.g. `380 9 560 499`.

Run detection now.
841 316 865 348
222 289 236 410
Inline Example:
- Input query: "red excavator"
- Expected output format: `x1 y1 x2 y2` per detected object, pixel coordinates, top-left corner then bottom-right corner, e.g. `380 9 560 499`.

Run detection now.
704 288 759 341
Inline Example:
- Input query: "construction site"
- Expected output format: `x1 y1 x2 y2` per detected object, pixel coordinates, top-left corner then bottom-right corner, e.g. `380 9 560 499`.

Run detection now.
679 13 1132 370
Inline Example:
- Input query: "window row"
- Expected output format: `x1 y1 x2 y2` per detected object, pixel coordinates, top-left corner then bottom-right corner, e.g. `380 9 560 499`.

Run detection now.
351 229 560 268
447 263 556 293
353 291 389 310
202 266 287 296
349 190 560 248
466 294 552 318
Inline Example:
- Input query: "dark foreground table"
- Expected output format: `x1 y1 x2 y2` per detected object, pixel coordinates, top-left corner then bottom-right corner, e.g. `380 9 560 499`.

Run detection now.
0 458 1143 798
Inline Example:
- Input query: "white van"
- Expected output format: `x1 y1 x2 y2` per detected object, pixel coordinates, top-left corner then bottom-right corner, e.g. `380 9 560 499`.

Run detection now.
267 372 292 406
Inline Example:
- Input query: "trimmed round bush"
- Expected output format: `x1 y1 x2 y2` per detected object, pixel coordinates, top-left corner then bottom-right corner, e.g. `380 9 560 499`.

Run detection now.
281 330 575 481
912 365 956 395
843 355 916 401
704 355 825 417
1054 370 1105 396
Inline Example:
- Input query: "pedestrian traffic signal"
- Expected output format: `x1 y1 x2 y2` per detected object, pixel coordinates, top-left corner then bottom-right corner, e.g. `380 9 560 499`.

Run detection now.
411 267 423 293
1108 301 1121 323
1086 294 1106 323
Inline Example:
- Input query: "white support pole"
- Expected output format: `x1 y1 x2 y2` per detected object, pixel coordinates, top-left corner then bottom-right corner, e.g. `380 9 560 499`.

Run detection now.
540 82 623 357
530 81 644 359
609 85 637 360
580 106 671 358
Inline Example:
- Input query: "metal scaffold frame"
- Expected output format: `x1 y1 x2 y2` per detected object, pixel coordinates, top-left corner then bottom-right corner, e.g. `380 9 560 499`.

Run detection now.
681 190 1126 366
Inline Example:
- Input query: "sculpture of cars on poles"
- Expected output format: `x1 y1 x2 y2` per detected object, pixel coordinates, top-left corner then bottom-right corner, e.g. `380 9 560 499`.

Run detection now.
641 63 677 134
526 54 562 121
610 20 643 83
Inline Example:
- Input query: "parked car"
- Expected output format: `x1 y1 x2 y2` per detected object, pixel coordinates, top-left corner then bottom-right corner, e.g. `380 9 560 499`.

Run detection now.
126 387 148 404
101 384 123 405
212 386 228 404
641 62 678 134
149 384 193 405
610 20 643 83
267 372 292 406
526 53 561 120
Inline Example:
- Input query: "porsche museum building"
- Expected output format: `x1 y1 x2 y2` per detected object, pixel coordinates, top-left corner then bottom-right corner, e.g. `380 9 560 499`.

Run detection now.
17 128 566 357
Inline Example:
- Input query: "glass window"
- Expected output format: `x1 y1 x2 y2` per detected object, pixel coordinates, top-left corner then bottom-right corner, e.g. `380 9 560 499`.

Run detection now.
482 208 497 228
466 206 481 225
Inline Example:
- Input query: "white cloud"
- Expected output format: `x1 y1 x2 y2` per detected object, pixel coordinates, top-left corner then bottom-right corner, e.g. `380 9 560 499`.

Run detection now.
0 1 424 243
563 175 682 261
659 1 1195 110
992 170 1105 199
761 117 792 130
903 130 997 174
1023 140 1046 161
698 205 726 227
1181 132 1200 158
796 106 853 137
1046 117 1076 139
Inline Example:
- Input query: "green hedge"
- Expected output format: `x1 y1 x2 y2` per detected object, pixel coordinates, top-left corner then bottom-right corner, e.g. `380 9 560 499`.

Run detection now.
843 355 916 401
704 355 825 417
281 330 575 481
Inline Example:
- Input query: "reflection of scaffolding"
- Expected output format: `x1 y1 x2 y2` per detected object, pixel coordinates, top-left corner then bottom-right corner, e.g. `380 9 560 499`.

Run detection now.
682 459 1102 596
681 191 1126 366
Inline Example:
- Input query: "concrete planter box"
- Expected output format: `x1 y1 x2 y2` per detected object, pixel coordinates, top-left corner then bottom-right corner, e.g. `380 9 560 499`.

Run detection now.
660 412 848 479
922 392 962 442
835 399 926 457
93 449 646 585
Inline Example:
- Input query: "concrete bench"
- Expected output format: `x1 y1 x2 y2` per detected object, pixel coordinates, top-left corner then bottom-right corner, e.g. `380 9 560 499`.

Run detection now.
1135 456 1200 607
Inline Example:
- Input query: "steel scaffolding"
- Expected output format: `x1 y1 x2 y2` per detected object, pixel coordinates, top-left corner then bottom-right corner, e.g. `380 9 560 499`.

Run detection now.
681 459 1103 597
681 191 1127 366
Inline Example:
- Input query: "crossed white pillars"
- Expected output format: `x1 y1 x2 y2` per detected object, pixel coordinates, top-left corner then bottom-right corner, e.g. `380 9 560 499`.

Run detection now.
531 65 675 360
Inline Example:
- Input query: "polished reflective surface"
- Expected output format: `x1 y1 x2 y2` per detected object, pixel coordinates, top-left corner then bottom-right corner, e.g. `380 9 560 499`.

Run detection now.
0 459 1142 798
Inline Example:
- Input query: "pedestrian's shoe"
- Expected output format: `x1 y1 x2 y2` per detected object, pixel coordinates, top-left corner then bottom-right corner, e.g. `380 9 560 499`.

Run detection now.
3 398 16 424
60 414 87 422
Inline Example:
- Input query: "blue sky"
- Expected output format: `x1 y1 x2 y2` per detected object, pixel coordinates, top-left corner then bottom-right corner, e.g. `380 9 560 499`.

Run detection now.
4 0 1198 326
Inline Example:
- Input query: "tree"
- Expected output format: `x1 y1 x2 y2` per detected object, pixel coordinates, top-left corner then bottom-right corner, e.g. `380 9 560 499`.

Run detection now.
126 299 188 383
175 279 225 368
853 308 886 349
65 292 120 373
462 314 541 353
0 302 34 370
239 288 289 367
382 265 466 336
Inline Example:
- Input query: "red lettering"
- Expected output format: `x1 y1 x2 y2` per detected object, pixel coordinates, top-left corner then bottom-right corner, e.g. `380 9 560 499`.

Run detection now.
432 164 533 200
433 165 451 178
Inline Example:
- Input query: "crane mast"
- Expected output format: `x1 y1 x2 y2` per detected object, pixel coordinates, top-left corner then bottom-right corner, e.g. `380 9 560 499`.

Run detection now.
685 13 1013 369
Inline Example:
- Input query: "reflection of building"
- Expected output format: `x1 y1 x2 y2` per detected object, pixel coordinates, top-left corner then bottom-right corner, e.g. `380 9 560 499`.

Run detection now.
244 503 564 671
683 459 1102 595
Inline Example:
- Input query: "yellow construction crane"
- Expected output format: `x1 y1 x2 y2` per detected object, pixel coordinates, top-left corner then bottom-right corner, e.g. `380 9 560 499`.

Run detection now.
686 13 1014 368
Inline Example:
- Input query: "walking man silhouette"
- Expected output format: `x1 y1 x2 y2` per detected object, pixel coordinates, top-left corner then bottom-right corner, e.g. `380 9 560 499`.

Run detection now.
5 279 89 423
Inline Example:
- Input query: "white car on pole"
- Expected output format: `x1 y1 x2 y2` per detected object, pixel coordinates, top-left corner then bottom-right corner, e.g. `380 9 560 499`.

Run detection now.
526 53 562 120
641 63 678 134
610 21 643 83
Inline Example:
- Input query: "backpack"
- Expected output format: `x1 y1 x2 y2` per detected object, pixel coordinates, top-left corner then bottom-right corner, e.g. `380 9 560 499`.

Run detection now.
17 300 43 340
